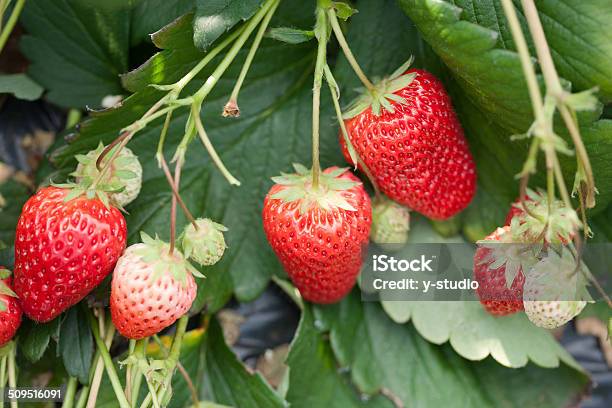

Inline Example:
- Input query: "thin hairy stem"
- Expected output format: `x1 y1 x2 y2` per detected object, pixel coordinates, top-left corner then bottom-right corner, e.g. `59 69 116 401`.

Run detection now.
225 0 280 116
0 0 25 55
327 8 374 91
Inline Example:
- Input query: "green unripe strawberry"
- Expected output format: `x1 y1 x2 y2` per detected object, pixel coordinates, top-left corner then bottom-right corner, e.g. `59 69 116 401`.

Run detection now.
370 197 410 244
182 218 228 266
74 144 143 208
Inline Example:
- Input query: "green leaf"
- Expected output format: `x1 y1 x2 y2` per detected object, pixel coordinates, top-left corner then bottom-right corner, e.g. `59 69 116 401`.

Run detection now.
193 0 265 51
129 0 194 46
0 181 30 246
0 74 44 101
20 0 130 108
312 292 589 407
41 2 340 308
285 308 394 408
197 318 285 407
59 307 93 384
397 0 612 219
267 27 314 44
377 216 583 368
18 318 62 363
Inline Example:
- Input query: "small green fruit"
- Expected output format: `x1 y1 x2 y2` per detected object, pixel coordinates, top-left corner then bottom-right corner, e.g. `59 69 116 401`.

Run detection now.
182 218 228 266
370 197 410 244
74 144 142 207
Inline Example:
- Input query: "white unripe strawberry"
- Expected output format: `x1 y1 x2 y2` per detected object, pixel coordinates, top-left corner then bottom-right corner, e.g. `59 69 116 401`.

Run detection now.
523 249 589 329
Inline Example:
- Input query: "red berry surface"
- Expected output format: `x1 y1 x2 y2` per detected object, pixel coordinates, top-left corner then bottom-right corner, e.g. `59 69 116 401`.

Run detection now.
14 186 127 322
341 69 476 220
0 274 22 347
263 167 371 304
473 227 525 316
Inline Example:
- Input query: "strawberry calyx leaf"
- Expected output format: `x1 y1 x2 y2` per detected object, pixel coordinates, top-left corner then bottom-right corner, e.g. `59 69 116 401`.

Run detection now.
271 164 360 213
342 56 415 119
476 228 539 289
54 143 141 209
136 232 204 289
509 189 580 244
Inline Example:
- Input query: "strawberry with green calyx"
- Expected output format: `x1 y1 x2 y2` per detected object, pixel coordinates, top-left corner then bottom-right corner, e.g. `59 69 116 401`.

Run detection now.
339 60 476 220
110 233 201 340
73 143 143 208
182 218 227 266
508 189 580 244
14 186 127 322
474 227 538 316
0 267 22 347
263 165 372 304
370 196 410 244
523 248 590 329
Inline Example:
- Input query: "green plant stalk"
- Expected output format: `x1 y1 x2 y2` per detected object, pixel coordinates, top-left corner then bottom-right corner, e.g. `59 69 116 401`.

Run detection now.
7 342 17 408
0 0 9 32
142 317 190 408
130 339 147 408
500 0 544 117
74 386 89 408
174 25 246 92
0 354 7 387
61 377 78 408
192 0 278 102
88 314 130 408
86 312 114 408
226 0 280 108
0 0 25 55
152 335 199 408
501 0 558 225
323 65 381 198
124 340 137 403
327 7 374 91
192 103 241 186
520 0 595 206
144 377 161 408
311 4 328 189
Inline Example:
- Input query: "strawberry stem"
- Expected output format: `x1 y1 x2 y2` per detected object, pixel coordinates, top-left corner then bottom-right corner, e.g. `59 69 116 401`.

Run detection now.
62 377 78 408
129 339 146 408
192 103 241 186
0 0 25 55
88 312 130 408
324 65 381 198
224 0 280 117
152 335 199 408
311 5 328 189
7 342 17 408
327 8 375 92
0 354 6 387
86 311 117 408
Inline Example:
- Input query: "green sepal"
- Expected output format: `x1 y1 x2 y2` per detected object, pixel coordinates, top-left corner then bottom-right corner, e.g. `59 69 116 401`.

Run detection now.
137 232 202 288
562 87 599 112
267 27 314 44
0 267 11 280
270 165 360 214
332 2 358 20
342 57 416 119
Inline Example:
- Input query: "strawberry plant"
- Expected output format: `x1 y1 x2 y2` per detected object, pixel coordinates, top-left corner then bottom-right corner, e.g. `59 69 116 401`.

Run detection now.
0 0 611 407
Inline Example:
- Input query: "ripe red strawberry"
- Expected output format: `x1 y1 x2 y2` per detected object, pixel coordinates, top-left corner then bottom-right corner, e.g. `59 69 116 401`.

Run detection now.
111 234 199 339
473 226 535 316
14 186 127 322
0 268 21 346
340 65 476 220
263 165 371 304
